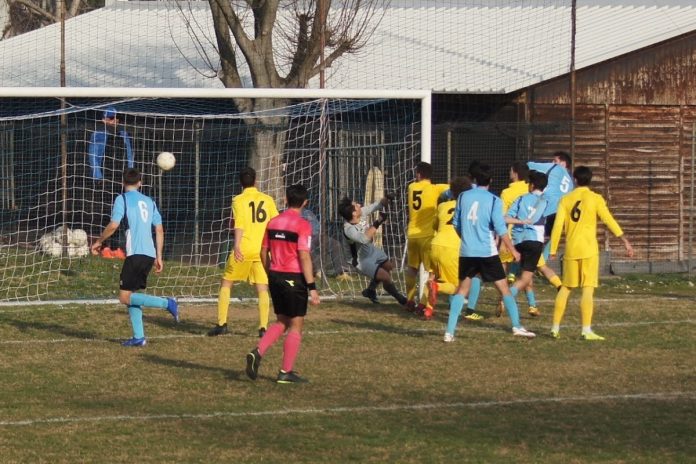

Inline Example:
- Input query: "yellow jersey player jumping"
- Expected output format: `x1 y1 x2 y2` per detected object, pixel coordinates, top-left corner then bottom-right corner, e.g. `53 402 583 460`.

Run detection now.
208 167 279 338
549 166 634 340
405 161 449 319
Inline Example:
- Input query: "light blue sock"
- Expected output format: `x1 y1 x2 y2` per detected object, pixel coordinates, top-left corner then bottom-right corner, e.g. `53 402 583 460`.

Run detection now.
526 290 537 307
503 294 521 328
446 294 466 336
128 305 145 339
510 286 519 298
130 293 168 309
542 241 551 261
467 277 481 310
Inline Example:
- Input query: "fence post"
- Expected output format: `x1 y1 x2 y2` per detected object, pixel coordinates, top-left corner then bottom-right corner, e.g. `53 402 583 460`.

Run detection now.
690 122 695 277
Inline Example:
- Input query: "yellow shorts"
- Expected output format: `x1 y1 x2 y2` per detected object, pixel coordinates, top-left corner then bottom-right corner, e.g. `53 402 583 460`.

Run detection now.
222 258 268 284
537 253 546 268
499 244 514 264
407 236 432 271
562 255 599 288
430 244 459 287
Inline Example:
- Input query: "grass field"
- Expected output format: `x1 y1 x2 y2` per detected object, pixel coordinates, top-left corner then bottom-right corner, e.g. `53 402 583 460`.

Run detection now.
1 275 695 463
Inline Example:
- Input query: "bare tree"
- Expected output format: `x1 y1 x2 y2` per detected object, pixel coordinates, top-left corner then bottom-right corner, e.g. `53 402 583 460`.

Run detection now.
179 0 388 201
2 0 99 39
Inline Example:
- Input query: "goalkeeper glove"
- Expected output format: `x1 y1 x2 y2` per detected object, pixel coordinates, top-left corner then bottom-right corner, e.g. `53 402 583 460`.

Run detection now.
373 212 388 229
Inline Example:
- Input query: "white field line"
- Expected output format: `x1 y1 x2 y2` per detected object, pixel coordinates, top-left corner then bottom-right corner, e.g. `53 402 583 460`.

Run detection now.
0 391 694 428
0 319 694 346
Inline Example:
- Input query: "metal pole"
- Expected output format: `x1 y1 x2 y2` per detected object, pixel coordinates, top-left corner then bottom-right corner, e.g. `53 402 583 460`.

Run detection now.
446 129 452 180
60 0 69 257
570 0 577 159
194 122 201 265
690 122 695 277
648 160 652 274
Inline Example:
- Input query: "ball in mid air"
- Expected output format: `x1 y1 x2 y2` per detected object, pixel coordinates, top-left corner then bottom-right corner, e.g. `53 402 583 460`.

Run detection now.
157 152 176 171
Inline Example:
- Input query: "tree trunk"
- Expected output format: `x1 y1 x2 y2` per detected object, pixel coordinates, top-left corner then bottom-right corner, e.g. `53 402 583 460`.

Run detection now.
249 124 288 208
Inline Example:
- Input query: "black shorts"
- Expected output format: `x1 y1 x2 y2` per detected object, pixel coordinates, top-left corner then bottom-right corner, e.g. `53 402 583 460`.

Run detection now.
458 256 506 283
268 271 308 318
544 213 556 238
515 241 544 272
120 255 155 291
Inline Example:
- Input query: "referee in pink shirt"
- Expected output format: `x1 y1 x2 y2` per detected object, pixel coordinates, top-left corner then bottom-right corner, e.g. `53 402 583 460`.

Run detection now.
245 184 320 384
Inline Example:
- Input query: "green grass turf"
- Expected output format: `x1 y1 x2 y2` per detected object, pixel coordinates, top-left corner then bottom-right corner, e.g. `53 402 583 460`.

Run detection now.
0 275 695 463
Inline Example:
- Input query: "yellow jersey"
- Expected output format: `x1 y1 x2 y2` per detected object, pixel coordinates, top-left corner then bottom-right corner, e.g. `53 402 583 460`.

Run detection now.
431 200 460 249
550 186 624 260
501 180 529 214
231 187 279 261
407 180 449 239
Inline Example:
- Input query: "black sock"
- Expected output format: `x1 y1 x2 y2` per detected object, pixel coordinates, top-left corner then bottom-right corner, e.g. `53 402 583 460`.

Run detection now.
368 279 379 291
383 281 407 305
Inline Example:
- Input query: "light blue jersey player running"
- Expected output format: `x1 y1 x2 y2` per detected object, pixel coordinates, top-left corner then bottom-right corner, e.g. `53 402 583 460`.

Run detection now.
91 168 179 347
444 164 536 341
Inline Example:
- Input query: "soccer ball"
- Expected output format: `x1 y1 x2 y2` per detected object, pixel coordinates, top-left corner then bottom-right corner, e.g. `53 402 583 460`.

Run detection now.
157 152 176 171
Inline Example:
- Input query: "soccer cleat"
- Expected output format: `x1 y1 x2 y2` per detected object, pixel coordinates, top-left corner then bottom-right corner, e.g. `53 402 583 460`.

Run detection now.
276 370 309 384
512 327 536 338
443 332 455 343
207 323 228 336
405 300 417 313
361 288 380 304
464 311 484 321
166 298 179 323
550 329 561 339
581 331 605 341
427 280 439 307
528 306 541 317
422 306 434 320
507 273 516 284
245 348 262 380
258 327 266 338
112 248 126 260
495 300 505 318
100 246 114 259
121 337 147 347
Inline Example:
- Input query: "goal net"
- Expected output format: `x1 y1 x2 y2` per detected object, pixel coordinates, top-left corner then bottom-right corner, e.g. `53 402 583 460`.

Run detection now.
0 88 430 303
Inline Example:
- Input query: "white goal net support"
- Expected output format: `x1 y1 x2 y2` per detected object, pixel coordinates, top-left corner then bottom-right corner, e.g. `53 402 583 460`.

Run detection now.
0 88 431 303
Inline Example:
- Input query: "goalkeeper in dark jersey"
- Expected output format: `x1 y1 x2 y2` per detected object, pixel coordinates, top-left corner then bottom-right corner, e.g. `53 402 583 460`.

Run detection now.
338 194 407 306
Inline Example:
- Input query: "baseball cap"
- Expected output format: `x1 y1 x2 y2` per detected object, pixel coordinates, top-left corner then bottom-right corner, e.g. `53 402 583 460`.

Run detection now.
103 107 117 119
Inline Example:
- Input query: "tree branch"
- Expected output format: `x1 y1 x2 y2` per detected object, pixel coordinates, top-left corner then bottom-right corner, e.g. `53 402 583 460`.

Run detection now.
10 0 58 23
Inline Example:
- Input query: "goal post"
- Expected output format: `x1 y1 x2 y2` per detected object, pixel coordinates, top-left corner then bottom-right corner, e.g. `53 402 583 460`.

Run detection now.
0 87 431 303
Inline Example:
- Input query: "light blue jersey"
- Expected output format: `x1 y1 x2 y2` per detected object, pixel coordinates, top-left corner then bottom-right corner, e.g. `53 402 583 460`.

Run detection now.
111 190 162 258
507 192 547 244
453 187 507 258
527 161 573 216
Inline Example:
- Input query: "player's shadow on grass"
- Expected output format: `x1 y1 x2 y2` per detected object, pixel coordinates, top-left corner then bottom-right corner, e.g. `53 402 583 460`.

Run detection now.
330 318 432 337
4 317 103 341
141 353 245 381
346 299 417 319
147 314 210 334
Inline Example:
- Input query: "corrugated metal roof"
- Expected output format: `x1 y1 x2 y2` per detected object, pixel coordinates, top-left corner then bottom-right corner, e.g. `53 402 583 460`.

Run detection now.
0 0 695 92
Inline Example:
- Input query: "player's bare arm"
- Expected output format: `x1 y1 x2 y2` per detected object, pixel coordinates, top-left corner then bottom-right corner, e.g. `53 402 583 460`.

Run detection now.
299 250 320 305
155 224 164 273
90 221 120 255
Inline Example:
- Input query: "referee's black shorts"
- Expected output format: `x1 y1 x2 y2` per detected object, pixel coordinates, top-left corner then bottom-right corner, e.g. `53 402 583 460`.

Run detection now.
268 271 308 318
120 255 155 291
458 256 506 283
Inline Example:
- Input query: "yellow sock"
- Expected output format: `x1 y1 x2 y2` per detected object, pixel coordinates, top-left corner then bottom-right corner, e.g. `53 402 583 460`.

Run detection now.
548 275 562 289
552 286 571 329
437 282 457 295
217 286 231 326
405 274 417 302
580 286 595 330
258 290 270 330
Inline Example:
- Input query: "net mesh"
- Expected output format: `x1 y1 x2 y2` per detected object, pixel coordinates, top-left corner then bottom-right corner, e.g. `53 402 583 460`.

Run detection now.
0 96 422 302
